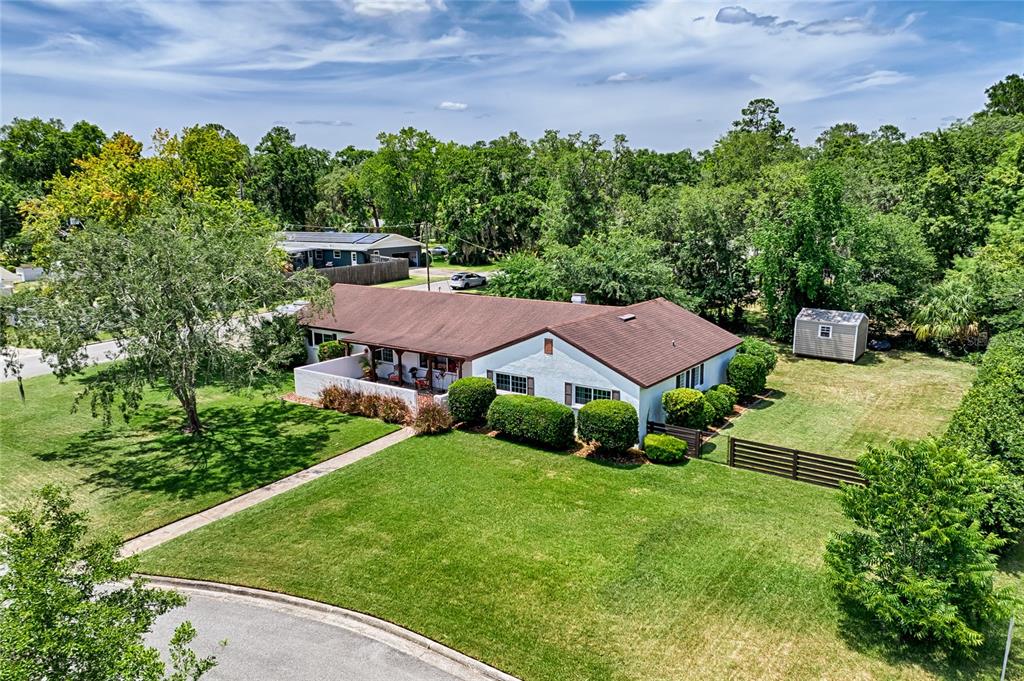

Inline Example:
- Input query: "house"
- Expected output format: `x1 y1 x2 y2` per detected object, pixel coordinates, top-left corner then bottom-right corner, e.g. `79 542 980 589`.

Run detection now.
281 231 424 269
295 284 742 442
792 308 868 362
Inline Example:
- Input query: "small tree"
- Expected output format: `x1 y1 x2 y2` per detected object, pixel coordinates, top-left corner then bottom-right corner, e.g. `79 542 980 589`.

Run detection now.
17 199 329 434
727 354 767 399
447 376 497 424
825 440 1013 655
735 337 778 374
0 486 216 680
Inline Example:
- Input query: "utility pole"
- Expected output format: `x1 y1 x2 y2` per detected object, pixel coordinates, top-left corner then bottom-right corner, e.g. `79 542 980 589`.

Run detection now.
1000 615 1015 681
424 222 431 292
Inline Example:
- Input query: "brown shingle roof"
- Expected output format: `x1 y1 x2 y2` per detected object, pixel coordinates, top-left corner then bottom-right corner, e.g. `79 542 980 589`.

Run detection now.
301 284 615 359
302 285 742 387
549 298 742 387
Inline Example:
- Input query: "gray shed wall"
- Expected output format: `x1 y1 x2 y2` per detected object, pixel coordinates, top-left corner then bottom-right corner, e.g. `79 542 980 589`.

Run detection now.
792 318 862 361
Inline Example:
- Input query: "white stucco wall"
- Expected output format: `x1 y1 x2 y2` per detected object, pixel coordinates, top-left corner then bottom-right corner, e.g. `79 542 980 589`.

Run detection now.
293 355 435 413
637 346 736 440
470 332 641 433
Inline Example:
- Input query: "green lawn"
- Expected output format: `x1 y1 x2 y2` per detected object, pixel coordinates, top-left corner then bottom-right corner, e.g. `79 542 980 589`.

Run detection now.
373 275 428 288
703 349 975 462
0 371 398 539
139 431 1019 681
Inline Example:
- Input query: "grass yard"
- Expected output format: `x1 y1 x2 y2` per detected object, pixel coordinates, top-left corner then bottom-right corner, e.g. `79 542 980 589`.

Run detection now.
0 371 397 539
139 431 1020 681
373 275 428 288
704 349 975 462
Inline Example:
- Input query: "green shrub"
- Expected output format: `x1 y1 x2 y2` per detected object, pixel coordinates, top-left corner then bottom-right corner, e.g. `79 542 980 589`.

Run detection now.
447 377 497 424
486 395 575 449
250 315 307 369
643 433 688 464
662 388 707 429
943 330 1024 544
318 340 348 361
703 384 738 423
736 337 777 373
577 400 638 453
727 354 767 399
413 401 453 435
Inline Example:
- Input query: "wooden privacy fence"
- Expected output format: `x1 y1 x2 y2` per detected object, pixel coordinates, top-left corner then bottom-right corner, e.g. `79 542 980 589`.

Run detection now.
727 437 864 489
646 422 709 459
310 258 408 286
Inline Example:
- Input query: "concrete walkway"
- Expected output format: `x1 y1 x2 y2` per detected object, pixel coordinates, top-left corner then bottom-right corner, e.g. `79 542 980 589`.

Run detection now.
121 427 416 557
145 576 519 681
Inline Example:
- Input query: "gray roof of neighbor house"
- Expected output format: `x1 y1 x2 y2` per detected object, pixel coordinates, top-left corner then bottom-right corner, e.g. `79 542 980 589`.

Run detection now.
796 308 867 325
280 231 423 254
302 285 742 388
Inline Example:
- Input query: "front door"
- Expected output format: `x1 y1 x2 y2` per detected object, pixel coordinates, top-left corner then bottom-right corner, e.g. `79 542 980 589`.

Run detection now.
350 252 358 266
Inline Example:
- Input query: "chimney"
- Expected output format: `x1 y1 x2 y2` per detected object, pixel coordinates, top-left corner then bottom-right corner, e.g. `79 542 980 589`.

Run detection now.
570 292 587 305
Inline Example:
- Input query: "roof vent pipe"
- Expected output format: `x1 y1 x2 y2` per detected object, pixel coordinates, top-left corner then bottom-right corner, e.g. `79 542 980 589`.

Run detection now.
570 292 587 304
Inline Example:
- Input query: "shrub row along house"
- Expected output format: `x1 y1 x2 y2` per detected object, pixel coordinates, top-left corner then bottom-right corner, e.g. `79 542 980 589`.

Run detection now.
295 284 741 442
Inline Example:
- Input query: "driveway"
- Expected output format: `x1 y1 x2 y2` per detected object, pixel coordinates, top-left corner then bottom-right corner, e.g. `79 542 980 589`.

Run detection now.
1 340 120 382
146 580 512 681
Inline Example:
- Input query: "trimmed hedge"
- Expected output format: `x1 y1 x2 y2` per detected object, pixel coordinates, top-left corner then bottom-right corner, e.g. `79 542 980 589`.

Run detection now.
704 384 738 424
447 377 497 425
736 337 778 373
486 395 576 449
577 399 638 453
318 340 348 361
662 388 707 429
727 354 767 399
643 433 688 464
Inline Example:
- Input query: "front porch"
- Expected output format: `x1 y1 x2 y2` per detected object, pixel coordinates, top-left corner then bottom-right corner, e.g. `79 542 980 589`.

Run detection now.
294 355 450 414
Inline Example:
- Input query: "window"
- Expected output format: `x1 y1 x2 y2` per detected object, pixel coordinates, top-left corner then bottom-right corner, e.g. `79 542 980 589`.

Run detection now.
495 372 529 394
312 330 336 346
675 363 705 389
419 355 458 373
818 325 832 339
574 385 612 405
373 348 395 364
314 250 323 261
544 338 553 355
333 250 342 259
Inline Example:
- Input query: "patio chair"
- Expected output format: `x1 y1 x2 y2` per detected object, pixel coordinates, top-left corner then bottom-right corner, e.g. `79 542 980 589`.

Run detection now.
387 371 402 385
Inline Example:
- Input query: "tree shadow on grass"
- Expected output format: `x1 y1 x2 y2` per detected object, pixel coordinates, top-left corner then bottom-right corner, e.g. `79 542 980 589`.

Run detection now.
35 400 362 502
834 606 1020 680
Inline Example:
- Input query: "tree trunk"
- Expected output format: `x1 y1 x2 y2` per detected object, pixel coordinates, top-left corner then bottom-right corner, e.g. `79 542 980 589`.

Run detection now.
174 386 203 435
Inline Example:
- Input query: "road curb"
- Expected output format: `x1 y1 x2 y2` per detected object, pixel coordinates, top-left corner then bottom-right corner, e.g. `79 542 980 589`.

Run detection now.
142 575 521 681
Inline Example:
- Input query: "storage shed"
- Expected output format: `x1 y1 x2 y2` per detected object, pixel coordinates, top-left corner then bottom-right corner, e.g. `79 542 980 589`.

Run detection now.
792 308 868 362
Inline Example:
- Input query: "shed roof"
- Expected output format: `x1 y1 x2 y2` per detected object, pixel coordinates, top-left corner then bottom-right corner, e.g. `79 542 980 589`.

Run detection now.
796 308 867 325
302 285 742 388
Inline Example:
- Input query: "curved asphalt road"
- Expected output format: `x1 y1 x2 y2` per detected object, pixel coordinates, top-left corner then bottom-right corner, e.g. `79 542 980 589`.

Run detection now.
147 586 495 681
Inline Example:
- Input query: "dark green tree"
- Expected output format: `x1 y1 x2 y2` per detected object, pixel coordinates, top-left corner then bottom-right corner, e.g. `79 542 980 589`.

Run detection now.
250 126 330 225
0 486 216 681
825 439 1012 655
983 73 1024 117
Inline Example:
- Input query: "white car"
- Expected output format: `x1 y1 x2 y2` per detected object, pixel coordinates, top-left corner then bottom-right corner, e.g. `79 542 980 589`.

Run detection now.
449 272 487 290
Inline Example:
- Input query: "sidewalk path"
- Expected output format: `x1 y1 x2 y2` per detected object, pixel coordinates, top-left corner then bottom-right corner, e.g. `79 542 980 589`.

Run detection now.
145 577 518 681
121 427 416 557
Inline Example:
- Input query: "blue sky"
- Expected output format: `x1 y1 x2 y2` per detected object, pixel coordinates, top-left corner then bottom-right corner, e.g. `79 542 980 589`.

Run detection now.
2 1 1021 152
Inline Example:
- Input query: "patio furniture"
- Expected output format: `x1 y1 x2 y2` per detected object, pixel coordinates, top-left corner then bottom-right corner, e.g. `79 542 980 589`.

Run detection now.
387 371 402 385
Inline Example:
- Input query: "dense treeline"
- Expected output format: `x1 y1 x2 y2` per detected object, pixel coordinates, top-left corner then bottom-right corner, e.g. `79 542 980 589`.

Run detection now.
2 75 1021 345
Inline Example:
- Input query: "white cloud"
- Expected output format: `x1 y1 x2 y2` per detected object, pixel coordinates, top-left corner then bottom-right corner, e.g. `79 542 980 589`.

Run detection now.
605 72 645 83
350 0 445 17
438 101 468 111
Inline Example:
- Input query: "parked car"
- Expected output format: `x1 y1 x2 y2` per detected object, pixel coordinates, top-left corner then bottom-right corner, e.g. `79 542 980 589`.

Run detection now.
428 245 448 256
450 272 487 289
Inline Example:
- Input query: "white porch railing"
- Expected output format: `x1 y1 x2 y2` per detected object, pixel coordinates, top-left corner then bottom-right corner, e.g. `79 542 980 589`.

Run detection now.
294 356 445 414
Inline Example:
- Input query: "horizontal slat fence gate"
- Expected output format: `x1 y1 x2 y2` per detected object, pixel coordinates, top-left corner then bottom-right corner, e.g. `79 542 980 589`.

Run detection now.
646 422 708 459
728 437 864 489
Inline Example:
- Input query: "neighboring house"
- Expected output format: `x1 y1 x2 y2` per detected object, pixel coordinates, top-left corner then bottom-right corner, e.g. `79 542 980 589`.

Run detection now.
14 265 44 283
295 284 742 442
281 231 424 269
792 308 868 362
